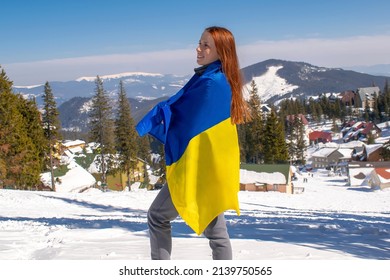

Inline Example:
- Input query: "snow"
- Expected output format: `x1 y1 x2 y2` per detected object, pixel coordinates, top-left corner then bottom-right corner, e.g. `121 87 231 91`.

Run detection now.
76 72 163 82
41 161 96 193
13 84 43 89
1 169 389 261
240 169 286 184
244 65 299 101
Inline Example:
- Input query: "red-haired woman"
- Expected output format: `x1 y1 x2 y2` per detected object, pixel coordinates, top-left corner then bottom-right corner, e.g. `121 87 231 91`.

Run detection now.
136 26 251 260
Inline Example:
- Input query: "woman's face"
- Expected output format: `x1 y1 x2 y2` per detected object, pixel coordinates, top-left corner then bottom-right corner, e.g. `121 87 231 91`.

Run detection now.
196 31 219 65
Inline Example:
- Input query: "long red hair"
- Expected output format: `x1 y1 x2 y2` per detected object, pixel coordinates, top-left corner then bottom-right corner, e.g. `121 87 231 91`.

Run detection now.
205 26 252 124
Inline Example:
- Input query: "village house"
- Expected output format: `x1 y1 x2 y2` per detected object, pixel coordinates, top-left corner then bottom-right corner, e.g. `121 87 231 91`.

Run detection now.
309 130 332 145
240 164 294 194
356 144 384 161
356 86 381 110
310 147 341 169
341 121 381 143
106 158 154 191
347 161 390 187
360 122 382 141
369 167 390 190
61 140 86 154
339 90 358 107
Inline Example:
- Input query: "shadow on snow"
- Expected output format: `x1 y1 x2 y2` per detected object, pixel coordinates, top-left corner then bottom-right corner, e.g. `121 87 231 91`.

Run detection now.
1 193 388 259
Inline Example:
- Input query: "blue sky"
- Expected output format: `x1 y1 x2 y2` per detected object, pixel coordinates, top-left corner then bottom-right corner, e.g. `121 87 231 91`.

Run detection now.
2 0 390 85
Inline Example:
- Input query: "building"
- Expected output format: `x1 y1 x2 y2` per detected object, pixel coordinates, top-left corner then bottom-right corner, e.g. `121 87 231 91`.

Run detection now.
356 86 381 110
309 131 332 145
347 161 390 186
342 121 381 143
310 147 341 169
339 90 358 107
369 167 390 190
240 164 294 194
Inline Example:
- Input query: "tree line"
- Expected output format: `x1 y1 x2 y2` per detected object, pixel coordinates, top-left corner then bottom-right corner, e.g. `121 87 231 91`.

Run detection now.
278 81 390 124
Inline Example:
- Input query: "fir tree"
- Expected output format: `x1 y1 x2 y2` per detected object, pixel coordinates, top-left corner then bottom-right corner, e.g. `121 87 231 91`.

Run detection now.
243 80 264 163
263 110 288 164
89 76 115 185
137 135 151 162
294 115 306 164
42 82 61 191
285 114 306 164
380 139 390 161
115 80 138 190
18 96 47 183
364 98 370 122
0 68 44 189
137 134 152 186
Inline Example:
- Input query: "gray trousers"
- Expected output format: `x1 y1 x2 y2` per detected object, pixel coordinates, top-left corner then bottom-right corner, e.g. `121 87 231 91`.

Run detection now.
147 185 232 260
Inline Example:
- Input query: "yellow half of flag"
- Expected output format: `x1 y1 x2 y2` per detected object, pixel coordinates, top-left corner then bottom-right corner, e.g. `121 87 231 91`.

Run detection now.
166 118 240 235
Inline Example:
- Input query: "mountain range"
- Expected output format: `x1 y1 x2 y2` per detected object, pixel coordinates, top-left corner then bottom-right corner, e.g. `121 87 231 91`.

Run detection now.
13 59 390 133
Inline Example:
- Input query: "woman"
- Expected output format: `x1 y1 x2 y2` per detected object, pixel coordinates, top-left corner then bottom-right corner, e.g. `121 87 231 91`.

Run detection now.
136 26 251 260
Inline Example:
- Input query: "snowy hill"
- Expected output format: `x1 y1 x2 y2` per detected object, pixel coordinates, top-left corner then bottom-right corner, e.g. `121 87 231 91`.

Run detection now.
243 65 299 101
241 59 389 103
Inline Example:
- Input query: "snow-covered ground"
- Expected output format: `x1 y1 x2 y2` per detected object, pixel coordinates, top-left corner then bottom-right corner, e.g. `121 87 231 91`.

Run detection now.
1 169 389 261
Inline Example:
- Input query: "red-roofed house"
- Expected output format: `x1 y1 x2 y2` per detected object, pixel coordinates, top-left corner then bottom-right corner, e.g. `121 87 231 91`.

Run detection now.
360 122 382 141
341 121 381 143
370 167 390 190
309 131 332 145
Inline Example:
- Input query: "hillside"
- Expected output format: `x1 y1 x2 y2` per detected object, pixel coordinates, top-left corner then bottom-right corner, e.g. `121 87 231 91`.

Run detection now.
241 59 389 103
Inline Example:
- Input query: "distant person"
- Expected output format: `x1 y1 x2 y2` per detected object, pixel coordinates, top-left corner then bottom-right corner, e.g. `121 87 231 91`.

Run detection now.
136 26 251 260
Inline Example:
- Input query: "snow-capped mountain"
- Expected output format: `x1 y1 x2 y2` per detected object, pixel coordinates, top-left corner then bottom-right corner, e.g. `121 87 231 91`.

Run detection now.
241 59 389 103
13 72 191 107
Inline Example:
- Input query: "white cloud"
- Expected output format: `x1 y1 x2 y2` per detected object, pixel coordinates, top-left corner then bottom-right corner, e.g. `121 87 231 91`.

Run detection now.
238 34 390 69
4 35 390 86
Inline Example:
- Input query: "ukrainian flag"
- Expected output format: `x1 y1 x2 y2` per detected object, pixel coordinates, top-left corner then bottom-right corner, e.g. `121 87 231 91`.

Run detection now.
136 60 240 235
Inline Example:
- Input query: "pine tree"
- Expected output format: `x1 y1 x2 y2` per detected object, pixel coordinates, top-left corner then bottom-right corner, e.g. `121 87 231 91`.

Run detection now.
243 80 264 163
89 76 115 186
137 134 151 186
115 80 138 190
137 135 150 162
0 67 44 189
285 114 306 164
17 96 47 187
294 115 306 164
364 98 370 122
285 115 297 163
42 82 61 191
263 110 288 164
380 139 390 160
